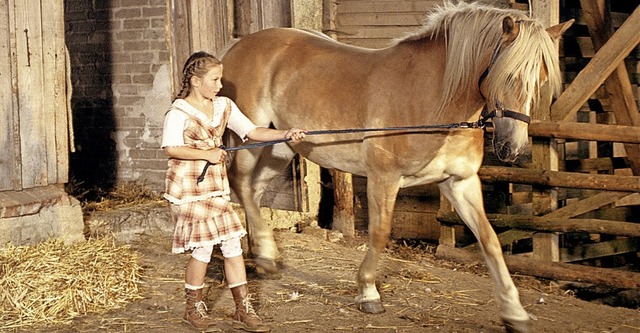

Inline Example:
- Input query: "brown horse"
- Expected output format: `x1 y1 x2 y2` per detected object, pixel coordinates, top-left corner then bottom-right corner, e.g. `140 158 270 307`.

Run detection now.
220 2 572 332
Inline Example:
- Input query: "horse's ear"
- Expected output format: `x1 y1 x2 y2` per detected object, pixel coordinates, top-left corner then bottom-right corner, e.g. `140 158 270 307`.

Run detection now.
546 19 575 41
502 16 519 43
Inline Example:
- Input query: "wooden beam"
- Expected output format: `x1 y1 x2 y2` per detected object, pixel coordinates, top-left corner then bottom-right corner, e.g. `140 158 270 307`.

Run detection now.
436 245 640 290
529 121 640 144
437 212 640 238
543 191 632 218
550 5 640 121
560 237 640 262
579 0 640 175
478 166 640 192
464 229 534 252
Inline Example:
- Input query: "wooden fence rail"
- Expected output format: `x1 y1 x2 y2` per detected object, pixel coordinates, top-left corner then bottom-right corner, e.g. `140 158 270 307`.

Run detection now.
437 212 640 237
530 121 640 144
478 166 640 192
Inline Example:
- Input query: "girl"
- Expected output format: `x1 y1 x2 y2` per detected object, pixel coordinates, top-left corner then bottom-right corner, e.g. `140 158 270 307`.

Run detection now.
161 51 305 332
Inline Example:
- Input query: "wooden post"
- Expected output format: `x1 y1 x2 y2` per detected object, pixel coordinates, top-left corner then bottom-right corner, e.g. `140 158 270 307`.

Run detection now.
530 0 560 262
438 195 457 247
330 169 355 237
301 159 321 216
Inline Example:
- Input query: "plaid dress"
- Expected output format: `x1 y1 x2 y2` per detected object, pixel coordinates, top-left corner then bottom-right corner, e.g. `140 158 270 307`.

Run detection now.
164 99 246 254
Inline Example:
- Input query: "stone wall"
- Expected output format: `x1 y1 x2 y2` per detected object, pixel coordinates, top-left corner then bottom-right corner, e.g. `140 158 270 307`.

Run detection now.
0 186 84 245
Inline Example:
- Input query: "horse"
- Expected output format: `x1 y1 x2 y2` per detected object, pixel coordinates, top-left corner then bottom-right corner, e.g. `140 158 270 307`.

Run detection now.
220 2 573 332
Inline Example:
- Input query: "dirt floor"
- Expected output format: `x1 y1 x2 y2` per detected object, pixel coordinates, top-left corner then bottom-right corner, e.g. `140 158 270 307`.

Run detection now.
15 203 640 333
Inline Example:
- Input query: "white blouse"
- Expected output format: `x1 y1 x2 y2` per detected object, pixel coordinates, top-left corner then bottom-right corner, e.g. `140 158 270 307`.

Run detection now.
161 97 258 148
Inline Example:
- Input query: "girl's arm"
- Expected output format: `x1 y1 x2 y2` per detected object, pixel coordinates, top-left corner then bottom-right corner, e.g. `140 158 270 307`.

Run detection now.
246 127 306 143
163 146 227 164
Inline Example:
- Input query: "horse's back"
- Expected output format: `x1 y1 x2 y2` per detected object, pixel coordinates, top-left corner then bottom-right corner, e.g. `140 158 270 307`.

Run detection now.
220 28 379 136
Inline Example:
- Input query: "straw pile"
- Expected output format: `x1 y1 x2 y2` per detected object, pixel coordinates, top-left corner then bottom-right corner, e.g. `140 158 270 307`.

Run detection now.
0 237 142 329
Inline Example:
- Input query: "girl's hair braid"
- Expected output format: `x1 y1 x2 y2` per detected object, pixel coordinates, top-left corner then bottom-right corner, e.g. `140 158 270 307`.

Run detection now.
174 51 222 100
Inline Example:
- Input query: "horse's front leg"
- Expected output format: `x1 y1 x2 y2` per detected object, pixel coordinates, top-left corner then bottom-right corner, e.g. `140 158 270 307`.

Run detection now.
438 175 531 333
355 177 400 314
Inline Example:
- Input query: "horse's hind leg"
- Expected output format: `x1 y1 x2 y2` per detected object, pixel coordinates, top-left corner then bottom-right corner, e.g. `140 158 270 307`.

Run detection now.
438 175 531 333
228 143 297 279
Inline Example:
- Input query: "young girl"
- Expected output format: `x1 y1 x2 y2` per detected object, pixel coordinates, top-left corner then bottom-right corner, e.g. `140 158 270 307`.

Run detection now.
161 51 305 332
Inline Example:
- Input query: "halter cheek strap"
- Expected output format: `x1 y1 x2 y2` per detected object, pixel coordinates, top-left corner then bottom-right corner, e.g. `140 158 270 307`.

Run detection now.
481 105 531 125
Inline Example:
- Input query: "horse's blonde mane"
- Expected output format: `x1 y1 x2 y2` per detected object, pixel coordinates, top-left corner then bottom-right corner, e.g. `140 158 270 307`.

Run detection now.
398 1 562 115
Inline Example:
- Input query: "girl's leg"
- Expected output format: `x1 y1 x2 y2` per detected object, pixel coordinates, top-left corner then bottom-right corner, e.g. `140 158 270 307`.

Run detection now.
183 248 215 330
221 238 270 332
186 256 208 287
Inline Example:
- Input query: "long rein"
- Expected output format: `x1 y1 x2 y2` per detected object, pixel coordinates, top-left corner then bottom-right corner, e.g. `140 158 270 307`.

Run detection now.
196 114 496 184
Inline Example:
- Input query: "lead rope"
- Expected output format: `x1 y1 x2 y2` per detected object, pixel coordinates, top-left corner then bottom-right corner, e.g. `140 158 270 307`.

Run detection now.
196 119 489 184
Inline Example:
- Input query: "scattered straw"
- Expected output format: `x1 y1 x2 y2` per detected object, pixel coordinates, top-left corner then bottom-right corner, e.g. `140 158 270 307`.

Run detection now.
0 237 143 329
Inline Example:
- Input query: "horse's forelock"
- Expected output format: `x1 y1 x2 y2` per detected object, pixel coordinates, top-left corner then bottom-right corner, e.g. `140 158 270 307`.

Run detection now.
485 20 563 112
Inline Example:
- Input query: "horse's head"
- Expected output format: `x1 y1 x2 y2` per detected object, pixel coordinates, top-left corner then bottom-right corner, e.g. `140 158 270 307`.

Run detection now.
480 16 573 162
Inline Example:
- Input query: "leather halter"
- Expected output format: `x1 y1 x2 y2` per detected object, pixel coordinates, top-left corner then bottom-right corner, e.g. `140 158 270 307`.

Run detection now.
476 34 532 127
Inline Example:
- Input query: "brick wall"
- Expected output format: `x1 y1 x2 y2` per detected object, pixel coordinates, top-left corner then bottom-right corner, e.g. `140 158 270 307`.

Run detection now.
65 0 170 192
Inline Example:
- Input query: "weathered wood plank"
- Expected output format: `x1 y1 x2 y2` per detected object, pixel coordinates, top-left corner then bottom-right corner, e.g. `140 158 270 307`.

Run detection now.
437 212 640 238
550 5 640 121
337 12 427 26
0 0 19 191
334 25 424 39
167 0 190 94
15 0 48 188
42 0 68 184
338 1 438 14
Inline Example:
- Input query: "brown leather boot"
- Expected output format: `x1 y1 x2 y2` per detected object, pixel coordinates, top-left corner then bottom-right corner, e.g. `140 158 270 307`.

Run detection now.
183 288 216 331
230 284 270 332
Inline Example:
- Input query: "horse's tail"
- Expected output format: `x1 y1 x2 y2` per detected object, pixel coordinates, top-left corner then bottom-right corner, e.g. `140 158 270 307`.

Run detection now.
217 38 240 60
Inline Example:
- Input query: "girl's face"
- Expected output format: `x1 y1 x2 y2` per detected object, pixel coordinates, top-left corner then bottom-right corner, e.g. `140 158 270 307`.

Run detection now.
192 64 223 100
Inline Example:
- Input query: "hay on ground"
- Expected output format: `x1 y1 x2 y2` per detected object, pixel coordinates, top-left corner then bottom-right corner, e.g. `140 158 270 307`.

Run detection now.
0 237 142 329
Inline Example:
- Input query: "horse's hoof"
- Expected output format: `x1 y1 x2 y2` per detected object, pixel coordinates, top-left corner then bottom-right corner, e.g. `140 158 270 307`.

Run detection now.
254 257 282 280
503 318 532 333
357 300 385 314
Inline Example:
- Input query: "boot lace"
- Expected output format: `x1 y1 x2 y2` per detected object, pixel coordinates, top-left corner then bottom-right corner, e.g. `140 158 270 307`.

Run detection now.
194 300 210 318
241 294 259 317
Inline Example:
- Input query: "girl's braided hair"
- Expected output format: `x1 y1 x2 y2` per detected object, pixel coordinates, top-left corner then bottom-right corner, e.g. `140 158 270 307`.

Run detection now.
174 51 222 101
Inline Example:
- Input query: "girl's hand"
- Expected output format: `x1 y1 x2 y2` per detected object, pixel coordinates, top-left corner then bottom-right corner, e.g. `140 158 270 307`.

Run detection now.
207 147 227 164
285 128 306 142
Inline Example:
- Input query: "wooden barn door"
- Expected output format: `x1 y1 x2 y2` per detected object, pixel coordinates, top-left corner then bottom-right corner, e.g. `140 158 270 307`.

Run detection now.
0 0 70 191
166 0 232 96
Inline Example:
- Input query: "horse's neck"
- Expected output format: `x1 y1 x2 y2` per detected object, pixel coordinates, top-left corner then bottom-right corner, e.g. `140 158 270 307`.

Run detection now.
387 39 485 123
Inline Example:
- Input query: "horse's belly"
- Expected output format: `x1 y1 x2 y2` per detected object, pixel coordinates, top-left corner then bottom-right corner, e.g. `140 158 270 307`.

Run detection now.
296 141 369 176
398 131 484 188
